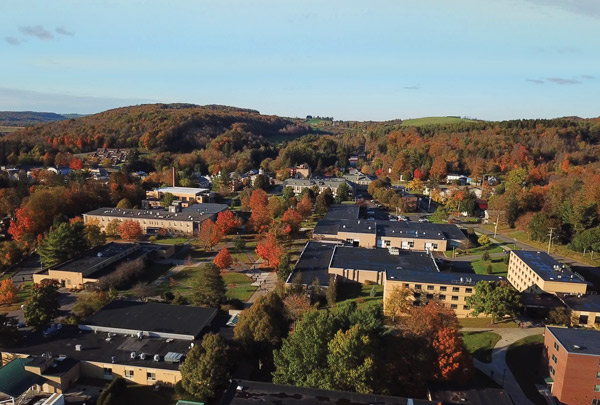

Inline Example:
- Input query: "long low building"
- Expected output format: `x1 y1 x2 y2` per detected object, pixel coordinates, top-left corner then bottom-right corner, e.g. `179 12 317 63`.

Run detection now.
1 301 219 394
288 242 503 318
507 250 588 295
83 203 227 235
283 178 353 197
32 242 174 289
314 219 469 251
145 186 213 207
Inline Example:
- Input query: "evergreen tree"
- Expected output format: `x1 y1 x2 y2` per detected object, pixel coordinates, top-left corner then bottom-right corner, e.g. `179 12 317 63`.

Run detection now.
192 263 225 308
24 280 60 330
38 221 88 268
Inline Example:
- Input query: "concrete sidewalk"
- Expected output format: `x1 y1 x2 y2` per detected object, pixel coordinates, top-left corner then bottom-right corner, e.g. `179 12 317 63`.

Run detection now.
463 327 544 405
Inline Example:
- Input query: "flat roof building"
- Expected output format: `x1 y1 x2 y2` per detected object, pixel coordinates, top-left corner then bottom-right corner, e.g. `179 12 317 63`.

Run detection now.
543 326 600 404
507 251 588 295
145 186 213 207
283 178 353 197
557 294 600 328
83 203 227 235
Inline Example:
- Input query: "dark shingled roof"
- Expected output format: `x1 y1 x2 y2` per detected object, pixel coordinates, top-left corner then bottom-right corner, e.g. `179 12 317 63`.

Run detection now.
330 246 438 273
512 251 586 285
547 326 600 355
222 380 438 405
82 300 217 338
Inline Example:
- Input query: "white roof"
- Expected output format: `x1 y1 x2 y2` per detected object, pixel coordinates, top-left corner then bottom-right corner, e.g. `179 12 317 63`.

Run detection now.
156 187 209 195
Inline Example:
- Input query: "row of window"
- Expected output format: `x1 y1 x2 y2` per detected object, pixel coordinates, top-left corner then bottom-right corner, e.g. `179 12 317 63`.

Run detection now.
103 368 156 381
404 283 472 294
414 292 465 302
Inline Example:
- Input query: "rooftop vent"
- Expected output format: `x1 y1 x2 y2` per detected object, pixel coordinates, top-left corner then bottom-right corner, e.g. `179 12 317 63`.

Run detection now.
75 345 82 352
573 345 581 350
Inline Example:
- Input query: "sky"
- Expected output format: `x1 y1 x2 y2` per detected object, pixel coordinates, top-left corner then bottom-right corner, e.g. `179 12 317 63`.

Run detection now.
1 0 599 121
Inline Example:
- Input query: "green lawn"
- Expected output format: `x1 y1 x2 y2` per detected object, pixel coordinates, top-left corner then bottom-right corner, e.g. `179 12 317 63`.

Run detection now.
462 331 501 363
506 335 546 405
0 281 32 313
223 272 257 302
444 243 504 258
125 384 177 405
335 283 383 309
155 237 190 245
400 116 476 127
471 257 508 276
459 317 518 328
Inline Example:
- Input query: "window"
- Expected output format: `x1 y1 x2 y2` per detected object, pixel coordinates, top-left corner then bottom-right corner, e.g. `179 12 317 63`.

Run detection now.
385 240 391 247
451 304 457 309
125 370 134 379
579 315 589 324
452 287 460 292
147 372 156 381
426 294 434 299
595 385 600 392
549 365 555 376
597 371 600 378
551 354 557 364
439 295 446 300
463 305 470 310
596 316 600 325
103 367 112 376
554 342 559 351
414 292 421 299
440 286 447 292
451 296 459 301
427 285 434 291
415 284 422 290
465 288 472 293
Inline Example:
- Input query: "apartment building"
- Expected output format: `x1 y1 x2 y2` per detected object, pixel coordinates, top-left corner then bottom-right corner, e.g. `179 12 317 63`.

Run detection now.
283 178 353 197
507 250 588 295
544 326 600 404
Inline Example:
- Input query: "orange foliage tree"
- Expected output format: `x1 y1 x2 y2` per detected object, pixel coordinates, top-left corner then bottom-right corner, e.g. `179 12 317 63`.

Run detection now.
197 219 222 251
0 279 18 305
247 189 273 233
282 207 302 234
296 193 313 219
255 231 285 269
432 327 472 382
213 247 233 270
216 210 240 235
118 220 143 240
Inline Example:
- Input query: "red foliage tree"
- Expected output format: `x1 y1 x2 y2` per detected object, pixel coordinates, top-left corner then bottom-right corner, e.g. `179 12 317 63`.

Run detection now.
118 220 143 240
213 247 233 270
247 189 272 233
216 210 240 235
282 208 302 234
296 193 313 219
413 168 425 180
402 300 459 341
69 157 84 170
0 279 17 305
255 231 285 269
197 219 222 251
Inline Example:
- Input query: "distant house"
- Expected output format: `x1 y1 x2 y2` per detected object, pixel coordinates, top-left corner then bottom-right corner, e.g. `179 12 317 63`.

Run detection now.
145 186 214 207
282 178 353 197
289 163 311 179
446 174 467 184
348 155 359 167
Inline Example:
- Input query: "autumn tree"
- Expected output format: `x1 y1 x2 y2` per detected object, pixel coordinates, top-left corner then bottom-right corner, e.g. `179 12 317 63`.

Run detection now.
296 192 313 219
180 333 231 402
315 188 334 214
283 291 311 323
400 300 459 340
192 263 226 308
116 198 132 209
268 195 286 218
466 281 522 323
255 231 285 269
0 279 18 305
282 207 302 234
477 234 490 246
383 286 413 322
432 327 472 382
118 220 143 240
197 219 222 251
160 192 176 208
247 189 273 233
215 210 239 235
105 219 121 237
213 247 233 270
24 280 60 330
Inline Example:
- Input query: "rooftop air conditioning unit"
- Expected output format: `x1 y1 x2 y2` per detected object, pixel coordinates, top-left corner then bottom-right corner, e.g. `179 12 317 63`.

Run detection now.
75 345 82 351
130 351 137 359
153 354 161 362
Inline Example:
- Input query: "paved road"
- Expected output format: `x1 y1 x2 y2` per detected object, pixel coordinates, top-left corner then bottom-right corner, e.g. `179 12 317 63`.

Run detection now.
463 326 545 405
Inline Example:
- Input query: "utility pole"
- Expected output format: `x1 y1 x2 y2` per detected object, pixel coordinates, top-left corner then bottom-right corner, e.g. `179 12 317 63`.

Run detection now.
547 228 555 254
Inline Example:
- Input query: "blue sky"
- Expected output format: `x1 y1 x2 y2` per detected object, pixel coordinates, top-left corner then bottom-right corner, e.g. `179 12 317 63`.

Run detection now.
1 0 599 121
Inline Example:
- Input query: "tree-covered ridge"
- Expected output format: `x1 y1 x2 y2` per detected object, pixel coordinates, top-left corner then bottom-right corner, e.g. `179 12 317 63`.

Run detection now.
0 103 312 163
0 111 69 126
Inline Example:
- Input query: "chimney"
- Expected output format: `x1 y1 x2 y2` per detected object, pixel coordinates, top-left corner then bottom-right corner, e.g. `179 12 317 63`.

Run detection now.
172 167 176 187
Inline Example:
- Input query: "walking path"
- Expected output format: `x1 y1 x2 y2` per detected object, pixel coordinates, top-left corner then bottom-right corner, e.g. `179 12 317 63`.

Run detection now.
462 326 544 405
246 271 278 305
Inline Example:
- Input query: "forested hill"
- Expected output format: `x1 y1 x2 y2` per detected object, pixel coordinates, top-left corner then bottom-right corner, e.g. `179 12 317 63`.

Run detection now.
0 103 311 157
0 111 69 126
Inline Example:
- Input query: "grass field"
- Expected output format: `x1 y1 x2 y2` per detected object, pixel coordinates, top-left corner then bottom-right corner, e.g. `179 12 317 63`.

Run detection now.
336 282 383 309
0 126 23 133
459 317 518 328
223 271 257 301
400 116 476 127
154 237 190 245
445 242 504 258
462 331 501 363
471 257 508 276
506 335 546 405
0 281 32 313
